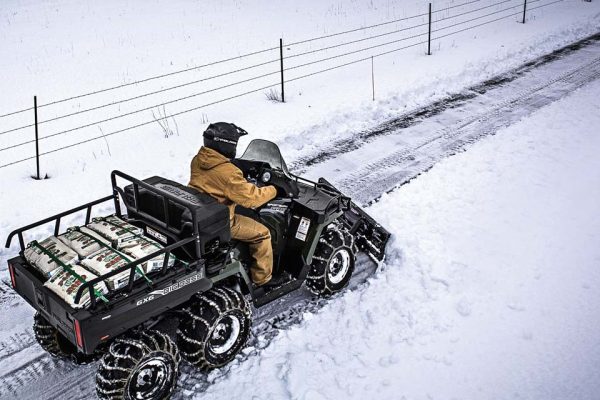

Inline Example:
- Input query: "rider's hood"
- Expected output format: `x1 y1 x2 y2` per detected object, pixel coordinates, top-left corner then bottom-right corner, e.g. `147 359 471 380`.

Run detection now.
194 146 230 170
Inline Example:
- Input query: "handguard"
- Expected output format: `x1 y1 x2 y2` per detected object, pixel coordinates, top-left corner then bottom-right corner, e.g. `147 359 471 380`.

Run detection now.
269 172 300 198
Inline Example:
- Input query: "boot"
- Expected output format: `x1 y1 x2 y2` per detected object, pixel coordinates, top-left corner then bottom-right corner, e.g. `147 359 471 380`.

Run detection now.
260 272 290 291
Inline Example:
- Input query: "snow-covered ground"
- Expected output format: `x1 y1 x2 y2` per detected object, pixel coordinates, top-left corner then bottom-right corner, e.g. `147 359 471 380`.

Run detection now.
194 78 600 400
1 0 599 231
1 1 599 399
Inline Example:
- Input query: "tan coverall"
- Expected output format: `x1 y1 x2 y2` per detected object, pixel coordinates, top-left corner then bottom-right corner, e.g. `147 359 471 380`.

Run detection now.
189 146 277 285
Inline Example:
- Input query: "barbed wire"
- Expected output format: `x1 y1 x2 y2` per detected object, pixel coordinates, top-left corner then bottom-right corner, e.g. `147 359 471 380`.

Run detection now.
0 45 280 120
0 69 283 152
2 29 437 151
434 0 563 39
287 21 430 60
285 0 519 61
286 0 484 47
0 1 479 137
434 0 519 23
432 1 536 33
0 57 281 137
0 0 565 168
0 82 283 169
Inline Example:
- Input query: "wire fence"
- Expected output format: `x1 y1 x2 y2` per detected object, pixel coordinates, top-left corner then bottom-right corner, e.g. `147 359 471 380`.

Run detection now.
0 0 570 172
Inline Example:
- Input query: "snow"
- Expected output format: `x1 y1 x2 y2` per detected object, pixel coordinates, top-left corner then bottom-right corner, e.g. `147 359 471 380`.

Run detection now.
0 0 599 398
194 79 600 399
1 0 598 269
1 0 599 221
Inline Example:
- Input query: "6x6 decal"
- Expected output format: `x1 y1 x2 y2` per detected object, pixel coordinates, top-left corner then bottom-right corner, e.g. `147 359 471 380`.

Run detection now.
136 272 204 306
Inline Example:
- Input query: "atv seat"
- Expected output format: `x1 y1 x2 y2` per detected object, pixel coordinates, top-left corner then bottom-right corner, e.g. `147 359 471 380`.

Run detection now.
123 176 231 256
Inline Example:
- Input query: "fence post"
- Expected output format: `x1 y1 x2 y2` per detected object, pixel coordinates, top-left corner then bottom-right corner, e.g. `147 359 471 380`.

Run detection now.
371 56 375 101
279 38 285 103
33 95 40 180
427 3 432 55
522 0 527 23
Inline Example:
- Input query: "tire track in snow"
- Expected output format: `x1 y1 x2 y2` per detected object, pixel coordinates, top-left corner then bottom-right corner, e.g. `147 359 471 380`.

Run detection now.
1 33 599 400
335 56 600 204
289 33 600 176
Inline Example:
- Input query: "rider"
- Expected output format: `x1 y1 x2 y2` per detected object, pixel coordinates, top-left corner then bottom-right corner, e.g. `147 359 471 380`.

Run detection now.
189 122 287 289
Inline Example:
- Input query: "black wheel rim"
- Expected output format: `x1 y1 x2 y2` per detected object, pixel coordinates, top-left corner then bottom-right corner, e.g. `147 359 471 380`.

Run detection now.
125 352 175 400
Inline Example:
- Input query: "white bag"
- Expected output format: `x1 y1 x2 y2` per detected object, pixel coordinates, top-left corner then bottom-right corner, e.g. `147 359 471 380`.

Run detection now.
87 215 143 246
118 236 175 273
81 247 142 291
58 227 110 258
44 264 108 309
24 237 79 278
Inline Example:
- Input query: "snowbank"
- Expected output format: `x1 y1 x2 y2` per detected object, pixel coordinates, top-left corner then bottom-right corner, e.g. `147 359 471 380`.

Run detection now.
194 79 600 399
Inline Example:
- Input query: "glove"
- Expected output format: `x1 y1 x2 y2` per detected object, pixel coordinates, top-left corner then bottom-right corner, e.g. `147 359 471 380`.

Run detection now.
270 175 299 198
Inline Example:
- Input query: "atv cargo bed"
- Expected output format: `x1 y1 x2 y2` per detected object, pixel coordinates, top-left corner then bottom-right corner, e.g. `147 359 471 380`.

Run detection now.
4 171 227 354
8 252 210 354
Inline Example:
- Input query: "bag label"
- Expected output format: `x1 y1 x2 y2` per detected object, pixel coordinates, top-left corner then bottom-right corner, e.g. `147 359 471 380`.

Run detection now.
295 217 311 241
146 226 167 244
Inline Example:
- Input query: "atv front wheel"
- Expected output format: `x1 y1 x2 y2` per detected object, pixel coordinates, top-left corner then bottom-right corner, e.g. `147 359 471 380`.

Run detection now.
33 312 94 364
177 287 251 370
306 224 356 296
96 330 180 400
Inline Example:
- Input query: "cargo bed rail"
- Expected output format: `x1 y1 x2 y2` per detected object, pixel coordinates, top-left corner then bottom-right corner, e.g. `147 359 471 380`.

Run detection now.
5 194 116 251
5 170 213 310
74 235 198 309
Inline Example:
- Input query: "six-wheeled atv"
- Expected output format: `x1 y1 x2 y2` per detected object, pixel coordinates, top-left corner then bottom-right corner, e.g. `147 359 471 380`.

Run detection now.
5 139 390 399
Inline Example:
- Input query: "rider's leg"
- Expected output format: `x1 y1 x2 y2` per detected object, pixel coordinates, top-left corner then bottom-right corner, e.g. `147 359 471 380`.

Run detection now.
230 214 273 285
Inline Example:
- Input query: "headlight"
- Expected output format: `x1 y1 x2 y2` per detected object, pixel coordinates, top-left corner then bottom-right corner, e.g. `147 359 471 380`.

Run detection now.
261 171 271 183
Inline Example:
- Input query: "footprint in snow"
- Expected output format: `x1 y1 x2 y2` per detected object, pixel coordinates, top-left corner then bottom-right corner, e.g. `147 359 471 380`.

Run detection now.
455 298 472 317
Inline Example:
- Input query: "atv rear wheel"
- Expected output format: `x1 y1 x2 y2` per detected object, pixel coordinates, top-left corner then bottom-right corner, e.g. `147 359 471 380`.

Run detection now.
177 287 251 370
306 224 356 296
33 312 94 364
96 330 180 400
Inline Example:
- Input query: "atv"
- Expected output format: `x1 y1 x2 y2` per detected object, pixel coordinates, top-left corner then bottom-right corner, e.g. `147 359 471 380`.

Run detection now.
5 139 390 399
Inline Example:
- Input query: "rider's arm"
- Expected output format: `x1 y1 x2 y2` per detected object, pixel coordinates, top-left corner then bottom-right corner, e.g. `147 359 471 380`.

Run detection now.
222 167 277 209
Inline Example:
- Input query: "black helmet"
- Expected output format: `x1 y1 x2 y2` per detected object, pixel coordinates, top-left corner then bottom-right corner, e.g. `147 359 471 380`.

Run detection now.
203 122 248 159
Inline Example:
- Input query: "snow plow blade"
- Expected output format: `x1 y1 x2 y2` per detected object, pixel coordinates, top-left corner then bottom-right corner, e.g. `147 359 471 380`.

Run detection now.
317 178 391 262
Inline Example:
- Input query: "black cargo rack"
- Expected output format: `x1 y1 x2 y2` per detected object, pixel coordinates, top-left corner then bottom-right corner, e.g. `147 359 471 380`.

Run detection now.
5 170 209 309
74 236 198 309
5 194 115 252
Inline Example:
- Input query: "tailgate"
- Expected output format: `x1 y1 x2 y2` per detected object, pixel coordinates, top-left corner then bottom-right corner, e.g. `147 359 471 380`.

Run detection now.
7 256 213 354
8 256 81 349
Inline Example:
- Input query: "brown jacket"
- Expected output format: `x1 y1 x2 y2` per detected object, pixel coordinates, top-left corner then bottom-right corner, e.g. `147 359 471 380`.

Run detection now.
189 146 277 220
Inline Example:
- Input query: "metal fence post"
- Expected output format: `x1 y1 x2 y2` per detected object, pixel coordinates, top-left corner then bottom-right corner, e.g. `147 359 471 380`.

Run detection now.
34 95 40 180
279 38 285 103
371 56 375 101
522 0 528 23
427 3 432 55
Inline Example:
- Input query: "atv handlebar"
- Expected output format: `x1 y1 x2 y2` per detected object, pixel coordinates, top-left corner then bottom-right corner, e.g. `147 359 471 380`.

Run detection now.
260 168 300 198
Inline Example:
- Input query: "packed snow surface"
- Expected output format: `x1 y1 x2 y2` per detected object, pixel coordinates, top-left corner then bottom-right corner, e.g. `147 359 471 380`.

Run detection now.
0 1 599 399
1 0 599 224
193 80 600 400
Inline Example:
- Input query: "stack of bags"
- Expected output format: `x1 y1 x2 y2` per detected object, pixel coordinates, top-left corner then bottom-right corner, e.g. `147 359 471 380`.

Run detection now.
24 215 175 309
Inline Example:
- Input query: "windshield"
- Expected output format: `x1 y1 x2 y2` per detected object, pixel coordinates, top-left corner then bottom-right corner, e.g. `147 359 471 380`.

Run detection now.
240 139 290 175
